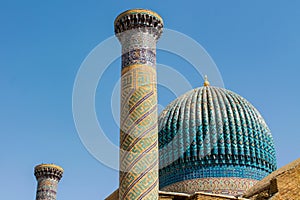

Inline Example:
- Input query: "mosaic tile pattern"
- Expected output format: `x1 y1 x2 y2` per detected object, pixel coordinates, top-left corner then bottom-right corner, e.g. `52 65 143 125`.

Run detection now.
161 177 257 196
122 48 156 69
159 165 268 188
34 164 63 200
158 86 277 194
115 9 163 200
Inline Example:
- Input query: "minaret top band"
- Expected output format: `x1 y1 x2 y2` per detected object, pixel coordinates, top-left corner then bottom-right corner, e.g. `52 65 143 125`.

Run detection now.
34 164 64 181
35 164 64 172
114 9 163 39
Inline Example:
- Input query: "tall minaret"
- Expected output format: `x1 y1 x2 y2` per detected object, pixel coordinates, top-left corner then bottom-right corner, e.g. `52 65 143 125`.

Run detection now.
34 164 63 200
114 9 163 200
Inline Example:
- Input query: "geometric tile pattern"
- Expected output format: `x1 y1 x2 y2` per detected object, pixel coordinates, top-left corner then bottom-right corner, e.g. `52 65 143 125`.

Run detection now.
159 165 268 189
158 86 277 194
119 65 158 200
115 9 163 200
161 177 258 196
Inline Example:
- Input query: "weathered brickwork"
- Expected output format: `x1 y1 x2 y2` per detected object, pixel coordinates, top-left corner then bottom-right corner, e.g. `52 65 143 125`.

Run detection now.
106 190 249 200
188 193 242 200
243 158 300 200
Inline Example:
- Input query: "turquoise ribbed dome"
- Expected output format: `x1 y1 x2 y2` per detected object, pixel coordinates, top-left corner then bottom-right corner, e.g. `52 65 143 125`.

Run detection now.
158 86 277 195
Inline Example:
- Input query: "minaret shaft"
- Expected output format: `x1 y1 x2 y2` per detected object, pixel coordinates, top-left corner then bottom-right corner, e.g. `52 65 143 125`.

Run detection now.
36 178 59 200
115 9 163 200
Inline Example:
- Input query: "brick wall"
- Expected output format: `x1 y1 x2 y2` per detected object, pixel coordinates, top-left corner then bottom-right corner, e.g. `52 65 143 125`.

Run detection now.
243 158 300 200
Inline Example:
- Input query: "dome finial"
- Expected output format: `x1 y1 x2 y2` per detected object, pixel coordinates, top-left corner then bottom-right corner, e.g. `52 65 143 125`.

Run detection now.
204 75 210 86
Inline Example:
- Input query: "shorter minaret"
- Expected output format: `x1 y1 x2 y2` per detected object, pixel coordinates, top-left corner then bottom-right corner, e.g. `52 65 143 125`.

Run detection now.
34 164 63 200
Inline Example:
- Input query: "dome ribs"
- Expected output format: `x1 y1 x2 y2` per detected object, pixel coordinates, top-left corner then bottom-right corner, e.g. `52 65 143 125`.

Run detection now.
169 99 181 166
220 90 239 161
207 87 218 161
163 100 177 167
229 93 251 165
158 104 171 169
241 99 262 168
202 87 211 161
224 90 245 165
234 95 259 167
212 88 226 160
244 101 275 172
239 98 257 164
163 104 174 167
196 88 204 161
183 91 195 162
234 94 276 172
218 89 234 162
252 110 268 171
177 93 188 163
190 90 198 160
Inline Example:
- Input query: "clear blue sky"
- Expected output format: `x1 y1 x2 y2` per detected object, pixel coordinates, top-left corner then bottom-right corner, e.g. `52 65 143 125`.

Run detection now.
1 1 299 199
